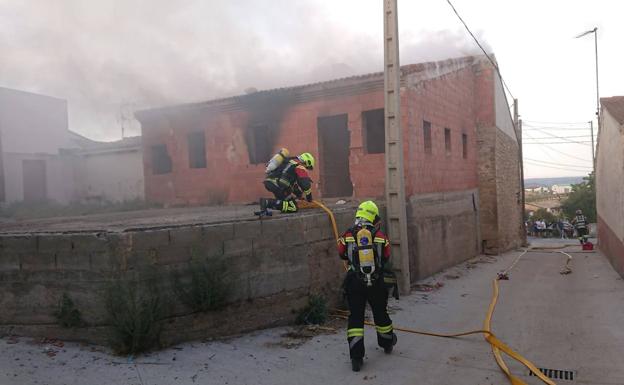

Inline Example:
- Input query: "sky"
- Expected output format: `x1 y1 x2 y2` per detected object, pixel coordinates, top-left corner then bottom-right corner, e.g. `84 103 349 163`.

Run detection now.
0 0 621 178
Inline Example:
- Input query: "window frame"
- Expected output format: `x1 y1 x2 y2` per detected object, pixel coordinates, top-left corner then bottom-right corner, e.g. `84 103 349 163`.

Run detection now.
423 120 432 155
444 127 452 156
151 144 172 175
362 108 385 154
187 131 207 169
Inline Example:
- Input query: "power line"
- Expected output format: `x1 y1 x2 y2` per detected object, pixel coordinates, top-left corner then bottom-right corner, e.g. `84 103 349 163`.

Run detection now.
525 141 591 145
444 0 514 100
524 125 593 145
531 142 591 162
523 120 589 126
524 127 592 131
524 157 592 169
526 134 591 140
524 160 592 172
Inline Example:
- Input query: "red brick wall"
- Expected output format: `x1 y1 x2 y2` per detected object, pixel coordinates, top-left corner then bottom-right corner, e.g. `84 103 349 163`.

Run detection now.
404 66 479 196
140 64 486 206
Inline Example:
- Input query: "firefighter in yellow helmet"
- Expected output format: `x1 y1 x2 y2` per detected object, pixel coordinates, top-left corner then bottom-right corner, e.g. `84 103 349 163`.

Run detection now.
337 200 397 372
259 152 315 214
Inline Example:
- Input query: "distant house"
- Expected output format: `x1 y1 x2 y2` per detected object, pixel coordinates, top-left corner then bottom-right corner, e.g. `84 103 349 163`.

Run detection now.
525 186 549 193
61 135 144 202
0 87 144 204
551 184 571 194
597 96 624 277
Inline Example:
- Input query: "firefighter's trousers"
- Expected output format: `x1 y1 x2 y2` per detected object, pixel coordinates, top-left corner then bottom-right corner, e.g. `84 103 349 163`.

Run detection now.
344 271 396 359
263 180 298 213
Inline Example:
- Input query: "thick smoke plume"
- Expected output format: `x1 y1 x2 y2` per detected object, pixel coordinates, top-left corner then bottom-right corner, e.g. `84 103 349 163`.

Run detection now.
0 0 488 140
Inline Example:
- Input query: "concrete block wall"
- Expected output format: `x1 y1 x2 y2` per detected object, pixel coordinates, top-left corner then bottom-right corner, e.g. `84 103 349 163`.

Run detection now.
0 207 355 345
406 189 480 281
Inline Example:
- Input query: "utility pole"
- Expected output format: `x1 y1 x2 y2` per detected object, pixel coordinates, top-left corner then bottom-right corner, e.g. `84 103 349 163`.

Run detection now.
594 28 600 131
575 27 600 170
589 120 595 173
514 100 526 244
383 0 410 294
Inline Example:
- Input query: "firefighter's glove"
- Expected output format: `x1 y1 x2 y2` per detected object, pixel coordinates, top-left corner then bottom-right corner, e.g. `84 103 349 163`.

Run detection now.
306 193 313 202
383 271 399 300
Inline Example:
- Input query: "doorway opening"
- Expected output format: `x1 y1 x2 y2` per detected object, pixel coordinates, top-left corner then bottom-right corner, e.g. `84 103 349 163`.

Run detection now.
317 114 353 198
22 159 47 202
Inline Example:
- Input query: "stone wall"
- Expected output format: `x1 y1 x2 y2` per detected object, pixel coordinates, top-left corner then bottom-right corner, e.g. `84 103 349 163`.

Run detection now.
494 131 523 251
406 189 480 281
0 208 355 346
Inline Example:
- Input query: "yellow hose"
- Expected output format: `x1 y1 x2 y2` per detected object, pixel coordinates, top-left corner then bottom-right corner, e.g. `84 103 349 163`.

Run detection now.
331 248 555 385
310 200 348 271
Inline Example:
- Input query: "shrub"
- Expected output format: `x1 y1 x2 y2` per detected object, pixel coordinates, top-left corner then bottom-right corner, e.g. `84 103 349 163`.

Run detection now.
296 294 328 325
54 293 83 328
104 278 165 355
172 258 231 312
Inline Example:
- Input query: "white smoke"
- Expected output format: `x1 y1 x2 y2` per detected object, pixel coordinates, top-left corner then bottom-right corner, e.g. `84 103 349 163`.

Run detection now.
0 0 488 140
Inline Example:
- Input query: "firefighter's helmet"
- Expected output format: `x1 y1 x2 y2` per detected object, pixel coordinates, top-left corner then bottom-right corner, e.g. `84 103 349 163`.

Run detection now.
356 200 379 223
298 152 315 170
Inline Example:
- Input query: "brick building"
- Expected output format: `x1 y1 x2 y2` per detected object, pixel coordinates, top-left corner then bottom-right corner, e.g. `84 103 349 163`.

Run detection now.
136 55 523 279
597 96 624 277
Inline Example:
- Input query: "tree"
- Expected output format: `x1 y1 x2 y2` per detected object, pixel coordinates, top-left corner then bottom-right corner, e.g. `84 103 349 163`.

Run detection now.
561 172 596 222
532 208 557 224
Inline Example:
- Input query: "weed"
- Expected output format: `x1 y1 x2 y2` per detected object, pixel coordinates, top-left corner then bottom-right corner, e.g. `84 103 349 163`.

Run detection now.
104 278 165 355
53 293 83 328
296 294 328 325
172 258 231 312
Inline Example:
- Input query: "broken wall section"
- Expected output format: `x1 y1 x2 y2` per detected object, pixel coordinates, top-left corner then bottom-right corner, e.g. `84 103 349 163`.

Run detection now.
406 189 480 281
0 208 355 346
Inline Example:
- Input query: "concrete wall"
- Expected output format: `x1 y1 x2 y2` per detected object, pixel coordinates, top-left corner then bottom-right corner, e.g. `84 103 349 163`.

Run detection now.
407 189 480 280
72 149 145 202
0 208 354 345
597 108 624 276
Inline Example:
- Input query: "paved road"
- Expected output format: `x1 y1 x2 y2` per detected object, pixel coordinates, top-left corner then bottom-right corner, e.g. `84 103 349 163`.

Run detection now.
1 238 623 385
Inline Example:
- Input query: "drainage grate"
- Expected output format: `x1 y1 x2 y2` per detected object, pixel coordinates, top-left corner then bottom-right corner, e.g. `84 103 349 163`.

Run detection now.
529 368 575 381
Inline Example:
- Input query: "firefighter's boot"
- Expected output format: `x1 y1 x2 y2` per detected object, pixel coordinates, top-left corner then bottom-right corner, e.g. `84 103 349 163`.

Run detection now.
351 358 363 372
384 334 398 354
259 198 280 211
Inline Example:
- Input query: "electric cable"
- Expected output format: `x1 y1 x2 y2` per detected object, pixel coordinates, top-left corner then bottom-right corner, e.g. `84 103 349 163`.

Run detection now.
444 0 515 101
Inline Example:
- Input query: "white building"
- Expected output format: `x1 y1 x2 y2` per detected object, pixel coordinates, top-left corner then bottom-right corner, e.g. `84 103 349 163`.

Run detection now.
551 184 572 194
63 135 144 202
0 87 144 204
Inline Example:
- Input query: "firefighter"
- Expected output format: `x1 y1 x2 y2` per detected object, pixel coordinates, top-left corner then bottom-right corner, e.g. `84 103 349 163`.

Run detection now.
571 209 589 244
259 152 315 214
338 200 397 372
